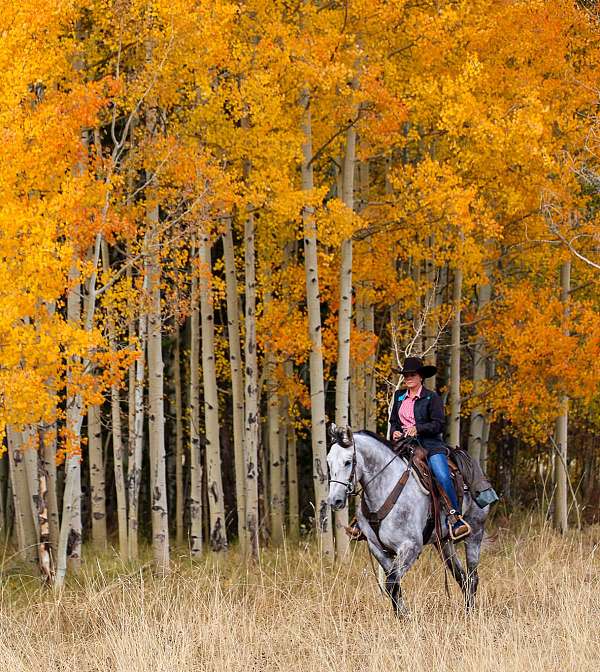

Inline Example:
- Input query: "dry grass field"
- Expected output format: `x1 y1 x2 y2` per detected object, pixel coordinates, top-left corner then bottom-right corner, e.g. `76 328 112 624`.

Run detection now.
0 517 598 671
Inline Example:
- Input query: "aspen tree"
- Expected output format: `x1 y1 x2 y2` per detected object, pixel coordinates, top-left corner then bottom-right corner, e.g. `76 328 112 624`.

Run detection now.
468 282 491 463
6 427 37 564
244 212 260 558
146 216 170 573
173 327 185 546
87 404 107 549
189 244 203 556
222 218 246 546
102 242 128 556
554 260 571 533
40 422 60 556
128 280 147 561
265 294 283 546
56 267 84 584
301 91 333 558
448 268 463 449
334 118 357 559
199 229 227 551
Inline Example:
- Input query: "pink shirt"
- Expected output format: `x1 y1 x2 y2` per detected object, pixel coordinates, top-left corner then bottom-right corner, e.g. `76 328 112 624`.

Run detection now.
398 386 422 430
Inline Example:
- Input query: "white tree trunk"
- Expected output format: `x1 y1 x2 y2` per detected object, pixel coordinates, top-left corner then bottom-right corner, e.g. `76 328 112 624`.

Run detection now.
334 120 356 559
147 214 170 574
467 282 491 463
301 91 333 558
554 260 570 533
243 213 260 557
365 304 377 431
173 327 185 546
267 359 283 546
40 422 60 557
128 305 147 561
6 427 37 564
424 252 439 390
448 268 463 449
88 404 107 550
56 268 84 587
102 242 128 556
199 229 227 551
222 218 246 548
189 250 203 556
110 384 128 557
283 360 299 542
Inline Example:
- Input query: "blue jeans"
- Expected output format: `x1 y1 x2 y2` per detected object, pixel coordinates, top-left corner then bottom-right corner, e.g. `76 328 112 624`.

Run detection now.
428 453 460 512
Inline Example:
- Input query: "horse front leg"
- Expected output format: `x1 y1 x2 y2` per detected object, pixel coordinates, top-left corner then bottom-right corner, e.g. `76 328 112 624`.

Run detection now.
386 538 422 617
362 534 404 615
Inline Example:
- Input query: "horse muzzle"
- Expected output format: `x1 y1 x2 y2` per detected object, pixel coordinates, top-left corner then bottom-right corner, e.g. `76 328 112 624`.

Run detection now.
328 495 347 510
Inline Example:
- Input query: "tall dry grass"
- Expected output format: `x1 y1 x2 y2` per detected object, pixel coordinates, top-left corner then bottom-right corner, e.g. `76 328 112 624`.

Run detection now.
0 518 598 671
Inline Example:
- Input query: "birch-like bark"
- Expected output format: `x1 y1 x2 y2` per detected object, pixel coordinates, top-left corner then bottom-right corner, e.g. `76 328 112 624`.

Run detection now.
267 356 283 546
244 213 260 558
222 218 246 547
147 210 170 574
56 268 84 585
128 302 147 561
189 249 203 556
173 327 185 546
285 382 300 542
22 428 40 541
448 267 463 449
301 91 333 557
365 304 377 431
467 282 491 463
112 395 129 550
6 427 37 563
36 439 54 583
199 230 227 551
40 422 59 556
88 404 107 550
424 252 439 390
554 260 570 533
101 242 128 557
334 120 356 559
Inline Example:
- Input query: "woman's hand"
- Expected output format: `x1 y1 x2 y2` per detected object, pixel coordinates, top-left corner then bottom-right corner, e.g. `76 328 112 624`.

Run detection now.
392 430 402 441
404 426 417 437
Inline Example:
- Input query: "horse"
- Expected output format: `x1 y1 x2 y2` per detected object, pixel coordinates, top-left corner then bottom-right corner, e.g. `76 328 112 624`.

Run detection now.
326 425 490 615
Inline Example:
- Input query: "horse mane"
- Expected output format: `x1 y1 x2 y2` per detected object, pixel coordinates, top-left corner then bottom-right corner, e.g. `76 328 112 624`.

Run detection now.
355 429 394 450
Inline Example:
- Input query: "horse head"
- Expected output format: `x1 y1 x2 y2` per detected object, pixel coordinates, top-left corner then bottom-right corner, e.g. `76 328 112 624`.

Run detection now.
326 423 357 510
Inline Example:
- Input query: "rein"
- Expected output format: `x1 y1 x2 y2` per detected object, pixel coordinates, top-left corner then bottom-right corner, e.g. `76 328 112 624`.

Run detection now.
328 436 415 499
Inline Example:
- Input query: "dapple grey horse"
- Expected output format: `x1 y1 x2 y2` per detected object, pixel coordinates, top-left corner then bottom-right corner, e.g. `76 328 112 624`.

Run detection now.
327 426 489 615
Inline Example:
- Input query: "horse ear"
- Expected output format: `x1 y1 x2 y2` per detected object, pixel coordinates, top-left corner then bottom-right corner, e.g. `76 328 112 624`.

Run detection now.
339 426 353 447
328 423 338 442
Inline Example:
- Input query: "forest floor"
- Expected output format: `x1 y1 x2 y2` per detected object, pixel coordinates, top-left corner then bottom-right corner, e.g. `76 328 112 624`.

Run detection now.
0 516 598 671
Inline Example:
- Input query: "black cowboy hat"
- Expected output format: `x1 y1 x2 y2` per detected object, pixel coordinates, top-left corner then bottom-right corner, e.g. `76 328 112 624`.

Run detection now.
393 356 437 379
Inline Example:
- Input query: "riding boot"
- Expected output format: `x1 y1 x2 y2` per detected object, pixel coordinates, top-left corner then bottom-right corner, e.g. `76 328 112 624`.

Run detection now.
344 516 366 541
428 452 471 541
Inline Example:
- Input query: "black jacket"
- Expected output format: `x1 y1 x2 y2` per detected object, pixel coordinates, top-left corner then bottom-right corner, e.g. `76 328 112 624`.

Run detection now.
389 386 447 455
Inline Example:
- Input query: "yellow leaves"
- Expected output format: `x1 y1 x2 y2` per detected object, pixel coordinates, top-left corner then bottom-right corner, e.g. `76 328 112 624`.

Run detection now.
316 198 363 248
483 280 600 439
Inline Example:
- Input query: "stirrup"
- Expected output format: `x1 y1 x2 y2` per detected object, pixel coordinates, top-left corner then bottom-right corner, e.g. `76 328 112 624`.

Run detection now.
448 510 472 542
344 516 366 542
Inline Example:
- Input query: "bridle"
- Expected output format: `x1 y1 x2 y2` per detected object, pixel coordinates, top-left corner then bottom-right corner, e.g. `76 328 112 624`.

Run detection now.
328 435 358 496
328 435 418 499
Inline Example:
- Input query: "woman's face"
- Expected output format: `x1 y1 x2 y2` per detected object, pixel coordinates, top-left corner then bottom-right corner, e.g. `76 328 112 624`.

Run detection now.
404 372 422 390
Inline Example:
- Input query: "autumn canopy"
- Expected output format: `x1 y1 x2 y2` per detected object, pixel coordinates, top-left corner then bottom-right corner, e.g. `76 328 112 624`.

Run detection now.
0 0 599 582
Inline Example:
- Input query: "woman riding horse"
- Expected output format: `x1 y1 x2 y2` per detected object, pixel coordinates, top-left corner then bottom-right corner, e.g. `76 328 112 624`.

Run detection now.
390 356 470 540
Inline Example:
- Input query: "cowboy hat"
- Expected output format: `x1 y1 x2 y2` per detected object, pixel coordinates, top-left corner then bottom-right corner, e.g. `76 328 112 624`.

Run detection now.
393 356 437 379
